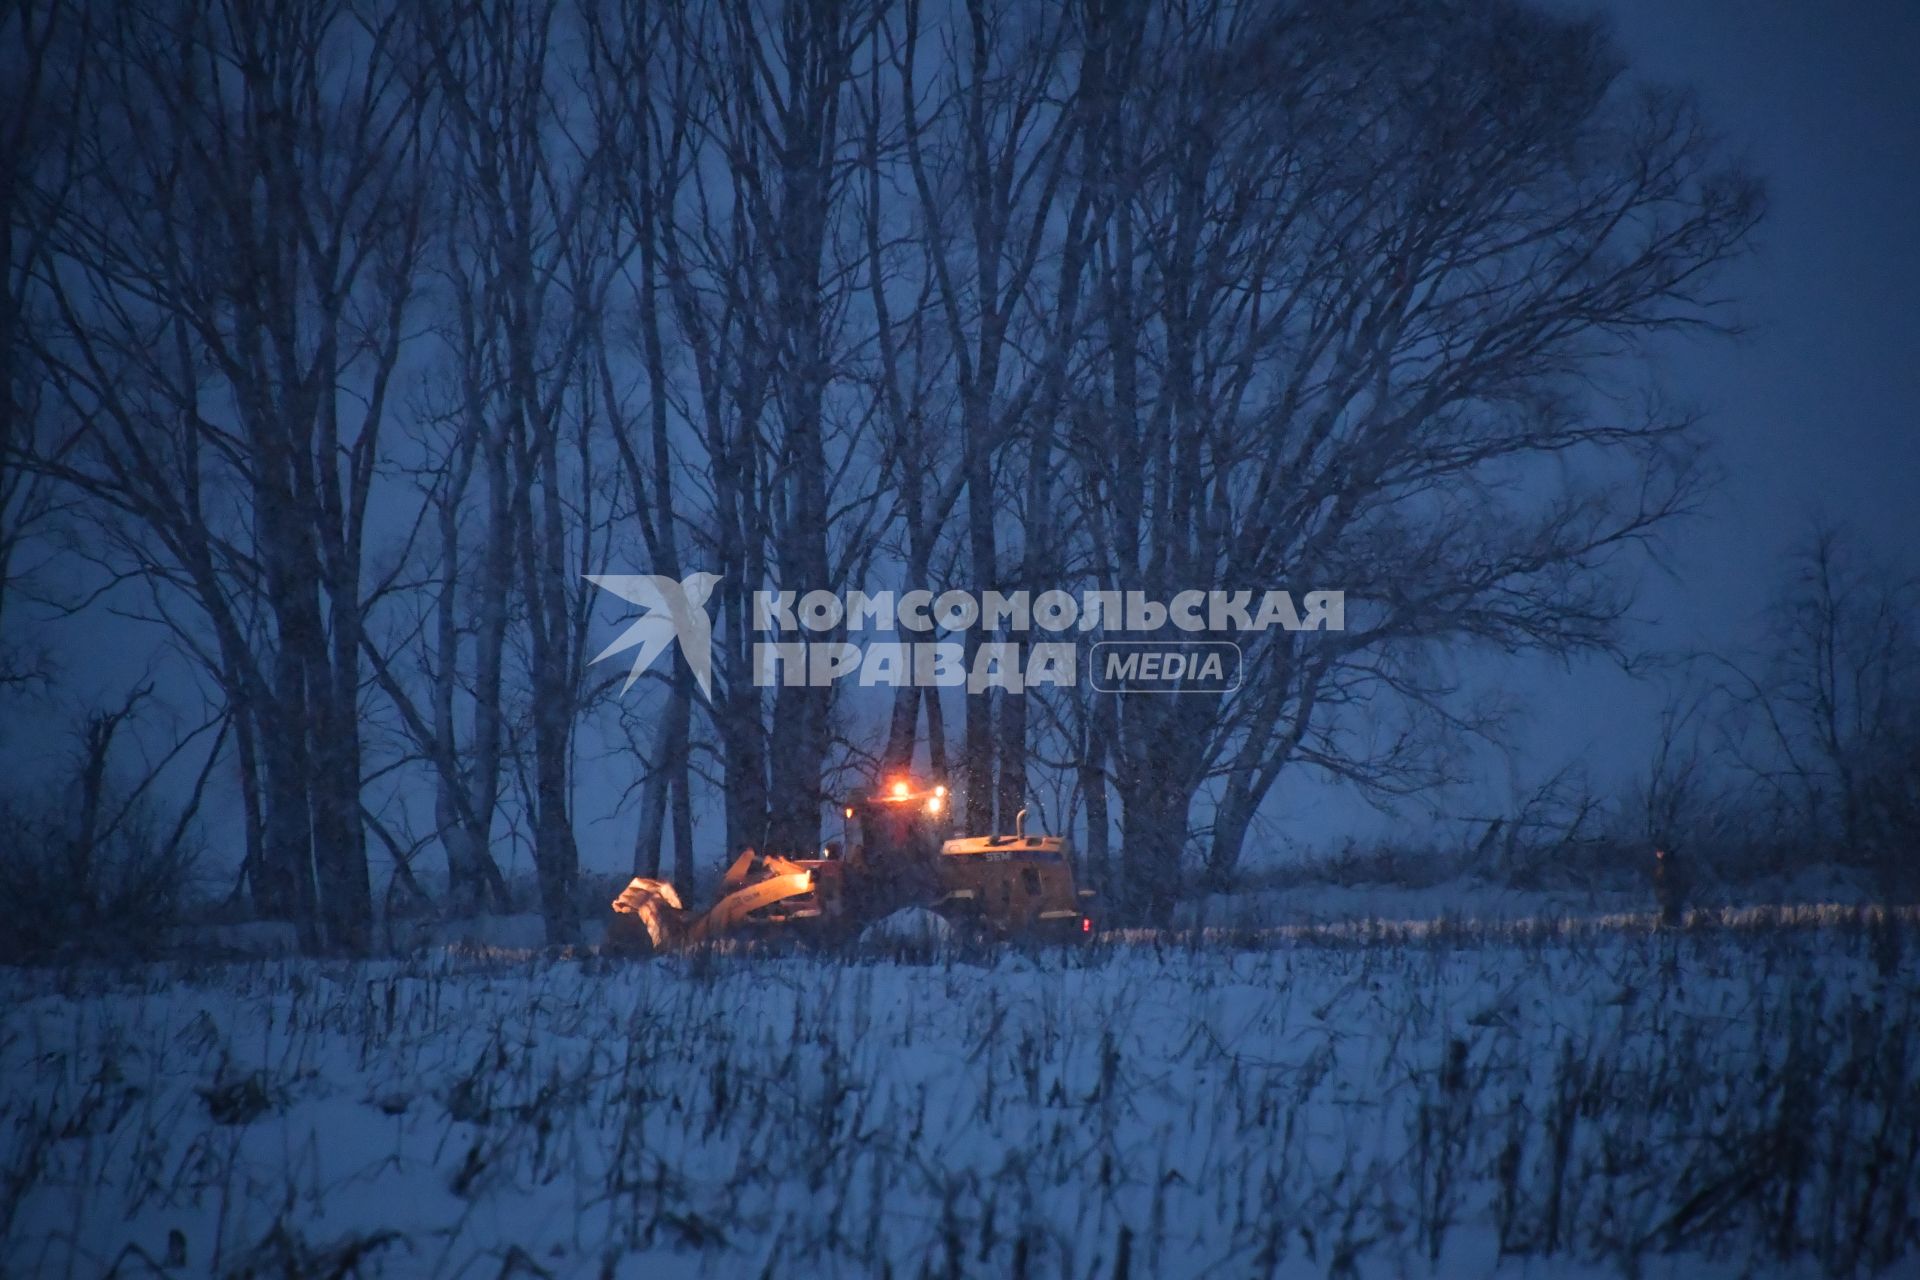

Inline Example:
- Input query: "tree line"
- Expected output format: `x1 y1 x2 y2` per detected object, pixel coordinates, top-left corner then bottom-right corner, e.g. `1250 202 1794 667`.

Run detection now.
2 0 1763 948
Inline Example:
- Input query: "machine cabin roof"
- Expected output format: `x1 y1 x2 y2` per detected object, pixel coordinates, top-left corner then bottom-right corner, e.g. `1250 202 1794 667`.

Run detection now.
940 835 1071 861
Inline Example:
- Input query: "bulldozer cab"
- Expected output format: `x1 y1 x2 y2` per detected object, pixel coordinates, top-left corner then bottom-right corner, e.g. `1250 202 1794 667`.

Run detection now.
838 778 950 917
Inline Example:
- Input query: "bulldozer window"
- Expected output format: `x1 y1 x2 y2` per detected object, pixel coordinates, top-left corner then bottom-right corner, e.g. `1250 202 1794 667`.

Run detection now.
1022 869 1041 896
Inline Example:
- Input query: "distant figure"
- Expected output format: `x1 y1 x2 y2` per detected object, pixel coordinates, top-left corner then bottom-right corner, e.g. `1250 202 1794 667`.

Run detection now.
1652 847 1688 927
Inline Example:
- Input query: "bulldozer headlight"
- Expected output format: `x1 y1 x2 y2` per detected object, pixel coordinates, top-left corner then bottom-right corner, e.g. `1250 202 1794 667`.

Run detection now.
926 794 943 815
890 779 910 799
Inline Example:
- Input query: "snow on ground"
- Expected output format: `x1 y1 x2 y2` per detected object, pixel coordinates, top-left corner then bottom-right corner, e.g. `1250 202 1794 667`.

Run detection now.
3 917 1915 1278
857 906 957 951
1180 862 1895 932
1180 879 1649 929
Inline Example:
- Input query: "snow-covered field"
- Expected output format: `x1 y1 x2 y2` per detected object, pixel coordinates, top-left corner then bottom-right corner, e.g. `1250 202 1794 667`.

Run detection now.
1177 863 1896 933
3 916 1916 1278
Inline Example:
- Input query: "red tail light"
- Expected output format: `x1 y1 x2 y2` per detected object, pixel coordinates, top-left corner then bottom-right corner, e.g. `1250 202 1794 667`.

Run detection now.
1081 916 1092 934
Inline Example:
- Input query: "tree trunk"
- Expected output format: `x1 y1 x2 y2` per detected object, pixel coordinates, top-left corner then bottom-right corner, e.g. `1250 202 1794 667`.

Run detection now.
963 472 998 832
1080 694 1113 887
258 669 318 947
668 678 697 892
1205 773 1258 893
632 714 672 878
1115 764 1188 928
926 687 950 779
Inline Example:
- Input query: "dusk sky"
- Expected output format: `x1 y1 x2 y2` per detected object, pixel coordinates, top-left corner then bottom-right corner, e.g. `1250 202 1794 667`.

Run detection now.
1595 0 1919 622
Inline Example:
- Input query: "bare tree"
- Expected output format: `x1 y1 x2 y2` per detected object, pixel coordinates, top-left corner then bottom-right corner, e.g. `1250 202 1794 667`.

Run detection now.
581 0 707 892
358 394 512 915
0 685 220 962
1058 0 1759 921
404 0 627 942
888 0 1097 831
1716 524 1920 870
639 0 894 861
721 0 886 855
27 0 432 951
1636 685 1716 850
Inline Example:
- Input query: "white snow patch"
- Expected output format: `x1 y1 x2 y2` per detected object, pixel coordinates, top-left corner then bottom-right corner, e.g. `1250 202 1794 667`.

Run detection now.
857 905 955 949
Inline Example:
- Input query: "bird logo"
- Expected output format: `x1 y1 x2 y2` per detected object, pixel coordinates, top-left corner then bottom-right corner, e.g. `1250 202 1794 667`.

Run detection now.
585 571 721 699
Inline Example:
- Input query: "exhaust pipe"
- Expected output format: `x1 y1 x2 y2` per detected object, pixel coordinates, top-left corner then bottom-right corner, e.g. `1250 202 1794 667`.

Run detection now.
1014 807 1028 839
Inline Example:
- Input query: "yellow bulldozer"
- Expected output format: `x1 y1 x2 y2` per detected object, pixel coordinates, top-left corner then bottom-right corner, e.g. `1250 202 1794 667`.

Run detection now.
607 776 1095 952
